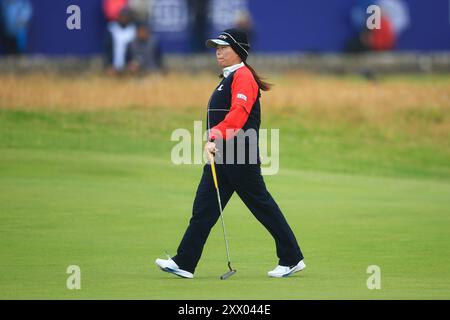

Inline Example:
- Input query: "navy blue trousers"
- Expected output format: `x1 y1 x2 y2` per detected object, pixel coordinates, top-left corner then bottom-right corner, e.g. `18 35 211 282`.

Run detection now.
173 163 304 274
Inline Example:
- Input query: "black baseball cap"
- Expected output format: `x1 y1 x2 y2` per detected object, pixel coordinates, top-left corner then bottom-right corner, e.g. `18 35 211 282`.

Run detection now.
206 28 250 62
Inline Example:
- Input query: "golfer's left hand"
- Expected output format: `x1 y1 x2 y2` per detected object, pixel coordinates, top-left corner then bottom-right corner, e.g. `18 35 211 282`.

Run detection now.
205 141 218 157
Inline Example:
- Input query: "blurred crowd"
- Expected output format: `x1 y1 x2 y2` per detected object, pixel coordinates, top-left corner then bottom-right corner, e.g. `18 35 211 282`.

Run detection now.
346 0 410 52
0 0 411 74
104 5 163 76
0 0 32 55
102 0 253 76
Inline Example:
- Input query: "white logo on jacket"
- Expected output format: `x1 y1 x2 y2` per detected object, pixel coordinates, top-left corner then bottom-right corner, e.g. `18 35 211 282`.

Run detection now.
237 93 247 101
217 84 224 91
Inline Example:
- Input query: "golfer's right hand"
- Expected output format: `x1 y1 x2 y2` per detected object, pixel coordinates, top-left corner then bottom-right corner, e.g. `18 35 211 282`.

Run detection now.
205 141 218 158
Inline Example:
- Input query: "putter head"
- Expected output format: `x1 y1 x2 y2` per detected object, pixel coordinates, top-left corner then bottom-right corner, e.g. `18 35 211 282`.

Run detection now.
220 269 237 280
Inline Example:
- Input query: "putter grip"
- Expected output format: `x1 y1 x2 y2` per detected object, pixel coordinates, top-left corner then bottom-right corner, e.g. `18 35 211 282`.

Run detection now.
209 154 219 190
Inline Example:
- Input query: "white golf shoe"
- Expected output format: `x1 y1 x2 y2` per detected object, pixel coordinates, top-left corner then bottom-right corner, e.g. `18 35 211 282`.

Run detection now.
268 260 306 278
155 257 194 279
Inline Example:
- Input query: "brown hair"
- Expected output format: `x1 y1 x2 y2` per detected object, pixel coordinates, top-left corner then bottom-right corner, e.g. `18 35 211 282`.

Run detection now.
219 62 273 92
243 61 272 92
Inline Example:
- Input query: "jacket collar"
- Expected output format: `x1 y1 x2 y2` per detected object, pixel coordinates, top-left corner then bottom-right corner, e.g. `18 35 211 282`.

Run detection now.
223 62 245 78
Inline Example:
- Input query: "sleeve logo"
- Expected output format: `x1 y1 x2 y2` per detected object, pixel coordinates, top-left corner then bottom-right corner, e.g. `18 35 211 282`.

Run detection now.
237 93 247 101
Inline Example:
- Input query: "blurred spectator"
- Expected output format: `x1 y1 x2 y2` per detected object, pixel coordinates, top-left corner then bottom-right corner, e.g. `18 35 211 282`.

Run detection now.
346 0 409 52
103 0 128 22
234 10 253 44
0 0 32 55
128 0 153 23
187 0 209 53
368 15 395 51
105 7 137 75
129 23 163 74
378 0 410 36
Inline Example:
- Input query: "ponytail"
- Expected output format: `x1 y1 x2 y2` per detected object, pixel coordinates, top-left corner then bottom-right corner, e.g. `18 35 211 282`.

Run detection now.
243 61 272 91
218 62 273 92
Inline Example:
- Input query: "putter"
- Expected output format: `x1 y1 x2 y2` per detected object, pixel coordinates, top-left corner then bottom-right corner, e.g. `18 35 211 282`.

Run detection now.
208 152 237 280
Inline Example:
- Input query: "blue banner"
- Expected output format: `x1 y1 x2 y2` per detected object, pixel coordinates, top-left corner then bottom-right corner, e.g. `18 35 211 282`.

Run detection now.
4 0 449 55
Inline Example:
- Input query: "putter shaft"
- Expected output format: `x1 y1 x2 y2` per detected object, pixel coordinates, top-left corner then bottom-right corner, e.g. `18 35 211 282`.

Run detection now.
209 153 237 280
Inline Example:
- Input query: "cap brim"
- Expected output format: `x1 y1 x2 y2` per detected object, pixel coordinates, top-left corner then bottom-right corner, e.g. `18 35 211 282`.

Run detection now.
205 39 230 48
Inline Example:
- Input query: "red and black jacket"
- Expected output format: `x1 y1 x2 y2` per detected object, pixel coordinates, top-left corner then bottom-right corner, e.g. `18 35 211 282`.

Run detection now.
207 65 261 164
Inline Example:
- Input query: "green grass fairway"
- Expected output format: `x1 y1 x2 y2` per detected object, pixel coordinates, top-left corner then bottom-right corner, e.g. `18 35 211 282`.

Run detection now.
1 108 449 299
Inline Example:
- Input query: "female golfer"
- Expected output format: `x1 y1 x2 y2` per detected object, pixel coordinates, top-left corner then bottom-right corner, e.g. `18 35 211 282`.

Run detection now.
156 28 305 278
